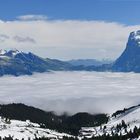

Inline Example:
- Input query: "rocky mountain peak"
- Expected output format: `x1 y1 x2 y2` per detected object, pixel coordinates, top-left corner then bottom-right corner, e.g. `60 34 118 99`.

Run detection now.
113 30 140 72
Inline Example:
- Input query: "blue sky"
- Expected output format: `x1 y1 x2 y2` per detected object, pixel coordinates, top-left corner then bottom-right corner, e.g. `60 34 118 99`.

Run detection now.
0 0 140 60
0 0 140 25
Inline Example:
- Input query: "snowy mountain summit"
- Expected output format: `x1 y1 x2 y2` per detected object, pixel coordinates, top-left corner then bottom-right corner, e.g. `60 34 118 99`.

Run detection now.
0 50 7 55
129 30 140 45
0 49 22 57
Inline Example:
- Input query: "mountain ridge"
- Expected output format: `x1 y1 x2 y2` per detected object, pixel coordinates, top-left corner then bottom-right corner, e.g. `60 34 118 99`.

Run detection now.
0 30 140 76
0 49 73 76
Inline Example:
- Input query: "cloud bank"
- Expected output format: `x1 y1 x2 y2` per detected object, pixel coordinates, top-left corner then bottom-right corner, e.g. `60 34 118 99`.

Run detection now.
0 15 140 60
0 71 140 115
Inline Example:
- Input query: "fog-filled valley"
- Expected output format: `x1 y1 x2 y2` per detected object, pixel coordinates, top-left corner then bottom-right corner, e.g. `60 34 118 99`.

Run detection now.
0 71 139 115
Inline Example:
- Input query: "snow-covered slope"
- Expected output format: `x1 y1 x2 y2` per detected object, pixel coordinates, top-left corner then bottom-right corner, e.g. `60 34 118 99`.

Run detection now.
80 105 140 138
0 117 71 140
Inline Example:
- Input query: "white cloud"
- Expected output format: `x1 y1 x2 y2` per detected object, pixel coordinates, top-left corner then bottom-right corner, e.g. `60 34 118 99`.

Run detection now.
0 17 140 60
17 15 48 21
13 35 36 43
0 71 140 115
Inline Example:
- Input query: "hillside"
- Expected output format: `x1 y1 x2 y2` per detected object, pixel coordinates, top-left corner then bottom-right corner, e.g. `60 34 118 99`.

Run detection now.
0 103 107 136
80 104 140 139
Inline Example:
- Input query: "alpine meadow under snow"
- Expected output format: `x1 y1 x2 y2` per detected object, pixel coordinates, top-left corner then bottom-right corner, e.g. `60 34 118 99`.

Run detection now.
0 71 140 115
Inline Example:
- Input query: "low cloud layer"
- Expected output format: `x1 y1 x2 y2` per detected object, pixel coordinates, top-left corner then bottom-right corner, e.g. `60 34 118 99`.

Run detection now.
0 15 140 60
0 72 140 115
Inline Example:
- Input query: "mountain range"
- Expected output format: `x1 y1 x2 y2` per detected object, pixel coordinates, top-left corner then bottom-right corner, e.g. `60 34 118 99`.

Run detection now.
0 30 139 76
0 49 72 76
0 49 113 76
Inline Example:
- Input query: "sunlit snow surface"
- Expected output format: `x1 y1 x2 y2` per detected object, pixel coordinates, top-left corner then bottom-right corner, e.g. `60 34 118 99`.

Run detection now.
0 118 71 140
0 71 140 114
80 106 140 138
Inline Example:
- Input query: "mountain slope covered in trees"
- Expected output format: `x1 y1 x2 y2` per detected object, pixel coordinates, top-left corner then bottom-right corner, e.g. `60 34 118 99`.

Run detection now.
0 104 140 140
0 103 108 136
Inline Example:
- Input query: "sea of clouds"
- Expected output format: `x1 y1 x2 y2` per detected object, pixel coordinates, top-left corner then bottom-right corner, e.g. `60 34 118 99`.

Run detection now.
0 71 140 115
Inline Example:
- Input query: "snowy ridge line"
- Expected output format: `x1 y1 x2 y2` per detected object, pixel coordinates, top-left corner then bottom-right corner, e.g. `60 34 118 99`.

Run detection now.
80 105 140 139
111 105 140 121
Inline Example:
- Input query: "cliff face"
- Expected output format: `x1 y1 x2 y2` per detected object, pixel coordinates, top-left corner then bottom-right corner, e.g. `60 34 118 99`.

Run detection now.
113 30 140 72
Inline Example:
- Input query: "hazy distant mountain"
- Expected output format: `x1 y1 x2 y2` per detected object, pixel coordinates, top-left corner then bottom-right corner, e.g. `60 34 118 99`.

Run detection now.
67 59 112 66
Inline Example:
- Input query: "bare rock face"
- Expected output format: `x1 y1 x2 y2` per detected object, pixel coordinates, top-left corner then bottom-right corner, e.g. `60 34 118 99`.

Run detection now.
113 30 140 72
